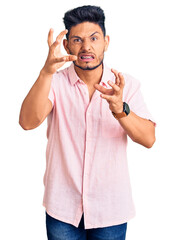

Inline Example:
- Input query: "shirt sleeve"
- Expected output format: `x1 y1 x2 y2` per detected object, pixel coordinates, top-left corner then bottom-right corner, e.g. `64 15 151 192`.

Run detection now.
124 74 156 126
48 75 55 107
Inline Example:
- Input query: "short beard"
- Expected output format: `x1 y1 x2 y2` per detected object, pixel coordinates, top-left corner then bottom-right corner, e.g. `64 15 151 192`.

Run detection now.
73 60 103 71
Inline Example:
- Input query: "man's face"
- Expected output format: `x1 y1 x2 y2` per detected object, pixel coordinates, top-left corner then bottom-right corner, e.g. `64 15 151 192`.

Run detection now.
64 22 109 71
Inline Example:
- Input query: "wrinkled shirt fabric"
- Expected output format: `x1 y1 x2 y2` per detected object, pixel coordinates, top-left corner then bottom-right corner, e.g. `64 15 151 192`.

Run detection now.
43 63 155 229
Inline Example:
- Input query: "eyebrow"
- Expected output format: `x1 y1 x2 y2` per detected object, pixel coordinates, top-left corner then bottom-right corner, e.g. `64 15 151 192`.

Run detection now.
70 31 100 39
90 31 100 37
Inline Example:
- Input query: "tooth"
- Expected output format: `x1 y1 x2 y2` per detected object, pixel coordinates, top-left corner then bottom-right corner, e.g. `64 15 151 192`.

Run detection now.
81 56 92 59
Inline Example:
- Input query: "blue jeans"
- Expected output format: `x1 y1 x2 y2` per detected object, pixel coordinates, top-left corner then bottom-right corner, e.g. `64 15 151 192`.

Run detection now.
46 212 127 240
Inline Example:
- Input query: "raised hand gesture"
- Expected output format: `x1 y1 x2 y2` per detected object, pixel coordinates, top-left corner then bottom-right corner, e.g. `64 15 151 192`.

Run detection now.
42 29 77 75
94 69 125 114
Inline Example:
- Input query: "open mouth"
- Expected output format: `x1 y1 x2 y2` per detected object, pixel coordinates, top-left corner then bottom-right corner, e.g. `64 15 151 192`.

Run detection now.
79 54 95 62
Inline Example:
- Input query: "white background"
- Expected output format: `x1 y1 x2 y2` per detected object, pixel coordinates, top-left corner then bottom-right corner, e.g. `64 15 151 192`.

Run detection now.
0 0 176 239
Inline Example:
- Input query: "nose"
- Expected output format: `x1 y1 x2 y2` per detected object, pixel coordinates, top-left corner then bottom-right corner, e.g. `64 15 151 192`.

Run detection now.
81 38 91 52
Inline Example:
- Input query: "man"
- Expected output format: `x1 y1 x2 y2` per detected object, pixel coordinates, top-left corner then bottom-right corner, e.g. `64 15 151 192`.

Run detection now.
19 5 156 240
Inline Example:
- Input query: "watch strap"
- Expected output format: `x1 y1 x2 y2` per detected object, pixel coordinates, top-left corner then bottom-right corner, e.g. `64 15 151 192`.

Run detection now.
112 111 127 119
112 102 130 120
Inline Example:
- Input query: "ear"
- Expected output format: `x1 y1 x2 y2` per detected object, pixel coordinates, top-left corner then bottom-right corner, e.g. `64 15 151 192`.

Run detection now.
104 35 110 52
63 39 70 54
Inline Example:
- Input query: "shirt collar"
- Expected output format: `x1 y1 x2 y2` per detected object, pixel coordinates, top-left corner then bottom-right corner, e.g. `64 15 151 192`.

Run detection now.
68 62 114 88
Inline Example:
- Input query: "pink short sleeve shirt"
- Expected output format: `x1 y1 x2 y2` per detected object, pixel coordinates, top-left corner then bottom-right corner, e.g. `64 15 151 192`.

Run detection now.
43 63 155 229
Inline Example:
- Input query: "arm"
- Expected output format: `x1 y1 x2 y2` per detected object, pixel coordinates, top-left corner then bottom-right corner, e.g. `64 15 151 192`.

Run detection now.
118 111 155 148
19 29 77 130
19 70 53 130
94 69 156 148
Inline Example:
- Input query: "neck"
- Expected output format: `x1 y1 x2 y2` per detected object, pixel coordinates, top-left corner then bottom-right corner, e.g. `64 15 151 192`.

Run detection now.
74 63 103 86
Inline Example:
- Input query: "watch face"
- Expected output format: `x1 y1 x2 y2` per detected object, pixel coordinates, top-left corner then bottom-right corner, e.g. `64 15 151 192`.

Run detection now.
112 102 130 120
123 102 130 115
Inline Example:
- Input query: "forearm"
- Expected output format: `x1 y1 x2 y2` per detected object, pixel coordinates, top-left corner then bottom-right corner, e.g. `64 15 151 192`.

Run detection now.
19 69 53 130
118 111 156 148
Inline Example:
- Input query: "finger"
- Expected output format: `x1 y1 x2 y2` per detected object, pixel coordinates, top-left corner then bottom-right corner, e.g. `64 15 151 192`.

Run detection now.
107 80 120 94
50 40 60 53
53 55 77 63
56 29 68 43
118 72 125 89
48 28 54 47
50 30 68 52
100 93 114 101
94 83 112 95
111 69 120 85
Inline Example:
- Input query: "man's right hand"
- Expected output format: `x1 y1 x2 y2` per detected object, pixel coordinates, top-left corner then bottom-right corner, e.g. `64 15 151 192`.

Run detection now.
19 29 77 130
41 29 77 75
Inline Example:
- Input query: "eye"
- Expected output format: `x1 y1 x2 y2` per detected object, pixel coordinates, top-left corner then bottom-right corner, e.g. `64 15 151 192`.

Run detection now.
73 38 82 43
91 36 98 41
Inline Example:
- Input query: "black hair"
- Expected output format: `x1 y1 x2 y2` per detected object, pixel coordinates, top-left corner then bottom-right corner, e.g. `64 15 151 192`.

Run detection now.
63 5 106 39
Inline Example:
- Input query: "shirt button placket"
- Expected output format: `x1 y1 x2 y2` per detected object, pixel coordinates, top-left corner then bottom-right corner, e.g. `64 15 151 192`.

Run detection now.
82 102 92 217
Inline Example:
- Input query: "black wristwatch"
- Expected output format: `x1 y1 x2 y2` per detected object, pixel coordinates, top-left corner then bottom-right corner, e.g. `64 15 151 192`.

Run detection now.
112 102 130 120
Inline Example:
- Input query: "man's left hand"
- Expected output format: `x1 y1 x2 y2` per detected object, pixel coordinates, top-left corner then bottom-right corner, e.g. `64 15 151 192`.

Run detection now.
94 69 125 114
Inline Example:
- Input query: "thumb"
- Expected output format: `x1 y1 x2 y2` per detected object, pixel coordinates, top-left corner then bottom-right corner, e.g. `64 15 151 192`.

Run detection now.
64 55 77 62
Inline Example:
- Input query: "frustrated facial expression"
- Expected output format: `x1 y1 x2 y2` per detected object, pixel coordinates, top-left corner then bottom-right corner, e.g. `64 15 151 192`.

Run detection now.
64 22 109 70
